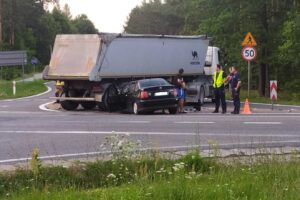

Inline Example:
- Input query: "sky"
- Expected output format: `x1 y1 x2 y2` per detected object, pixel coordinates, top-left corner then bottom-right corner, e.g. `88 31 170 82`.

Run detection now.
58 0 143 33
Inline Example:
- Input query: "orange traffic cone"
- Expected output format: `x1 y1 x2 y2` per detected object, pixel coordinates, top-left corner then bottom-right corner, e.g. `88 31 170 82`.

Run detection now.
242 98 252 114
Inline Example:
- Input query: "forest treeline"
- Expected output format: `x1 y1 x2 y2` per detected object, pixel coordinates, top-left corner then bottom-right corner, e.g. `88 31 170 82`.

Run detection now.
0 0 299 95
125 0 300 95
0 0 97 80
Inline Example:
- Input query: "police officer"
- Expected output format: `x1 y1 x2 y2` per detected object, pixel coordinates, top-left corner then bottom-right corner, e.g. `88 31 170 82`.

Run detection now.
230 66 241 114
212 64 228 114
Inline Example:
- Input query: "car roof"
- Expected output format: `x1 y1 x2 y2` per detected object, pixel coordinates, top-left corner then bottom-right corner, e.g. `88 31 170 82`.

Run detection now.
137 78 166 82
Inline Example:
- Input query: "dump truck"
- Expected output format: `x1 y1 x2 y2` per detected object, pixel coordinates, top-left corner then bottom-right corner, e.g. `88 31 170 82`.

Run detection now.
43 33 220 111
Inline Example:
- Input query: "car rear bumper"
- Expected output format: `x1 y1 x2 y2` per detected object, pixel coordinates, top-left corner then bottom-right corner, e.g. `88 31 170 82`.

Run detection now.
137 98 178 111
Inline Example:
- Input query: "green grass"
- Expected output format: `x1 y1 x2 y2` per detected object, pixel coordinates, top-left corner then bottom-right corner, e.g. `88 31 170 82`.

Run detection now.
226 89 300 105
1 153 300 200
0 80 47 100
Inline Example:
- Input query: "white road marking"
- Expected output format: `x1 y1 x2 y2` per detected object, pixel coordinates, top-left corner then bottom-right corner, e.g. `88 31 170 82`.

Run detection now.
117 121 151 124
0 130 298 138
244 122 282 125
189 113 300 116
0 111 45 114
0 105 9 108
0 140 299 164
39 101 60 112
174 121 216 124
0 151 111 164
155 114 300 118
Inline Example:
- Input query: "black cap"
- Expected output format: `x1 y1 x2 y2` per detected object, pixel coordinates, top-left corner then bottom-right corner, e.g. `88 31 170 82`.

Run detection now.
179 68 184 74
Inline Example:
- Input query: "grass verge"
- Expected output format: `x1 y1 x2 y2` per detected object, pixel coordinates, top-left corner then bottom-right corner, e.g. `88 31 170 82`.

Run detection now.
0 80 47 100
226 90 300 105
1 152 299 200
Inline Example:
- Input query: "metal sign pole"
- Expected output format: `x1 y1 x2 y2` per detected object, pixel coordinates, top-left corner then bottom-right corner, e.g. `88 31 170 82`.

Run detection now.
22 63 24 82
248 61 250 97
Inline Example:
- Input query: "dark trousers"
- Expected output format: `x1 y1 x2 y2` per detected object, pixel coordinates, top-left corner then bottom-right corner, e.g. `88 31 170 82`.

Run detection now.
214 88 226 112
232 89 240 114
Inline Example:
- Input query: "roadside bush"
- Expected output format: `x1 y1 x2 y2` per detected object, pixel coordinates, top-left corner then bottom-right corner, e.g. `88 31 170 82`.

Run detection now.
284 79 300 92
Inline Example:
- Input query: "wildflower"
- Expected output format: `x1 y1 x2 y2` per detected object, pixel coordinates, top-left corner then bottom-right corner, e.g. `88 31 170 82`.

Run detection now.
189 171 196 176
107 173 116 179
117 140 124 147
125 132 131 136
172 166 179 171
185 175 192 179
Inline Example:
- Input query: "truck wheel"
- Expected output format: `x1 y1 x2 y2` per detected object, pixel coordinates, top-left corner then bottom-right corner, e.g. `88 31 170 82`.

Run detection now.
133 102 140 115
168 108 177 114
199 86 205 105
81 102 96 110
195 100 202 111
61 100 79 111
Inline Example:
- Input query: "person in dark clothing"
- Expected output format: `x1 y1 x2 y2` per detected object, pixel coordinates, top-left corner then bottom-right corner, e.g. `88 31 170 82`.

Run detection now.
230 66 242 114
212 64 229 114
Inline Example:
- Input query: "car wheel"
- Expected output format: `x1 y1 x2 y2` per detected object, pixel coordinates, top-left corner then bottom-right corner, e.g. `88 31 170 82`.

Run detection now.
133 102 139 115
168 108 177 114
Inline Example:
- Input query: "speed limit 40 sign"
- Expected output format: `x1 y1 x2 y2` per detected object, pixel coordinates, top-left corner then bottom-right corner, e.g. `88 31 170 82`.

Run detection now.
241 46 257 61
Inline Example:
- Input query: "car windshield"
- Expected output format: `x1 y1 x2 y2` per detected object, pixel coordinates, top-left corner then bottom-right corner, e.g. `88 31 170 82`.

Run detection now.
138 79 170 89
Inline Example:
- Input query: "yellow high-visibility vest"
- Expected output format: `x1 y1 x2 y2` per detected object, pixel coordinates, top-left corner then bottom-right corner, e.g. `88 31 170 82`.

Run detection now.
213 70 224 88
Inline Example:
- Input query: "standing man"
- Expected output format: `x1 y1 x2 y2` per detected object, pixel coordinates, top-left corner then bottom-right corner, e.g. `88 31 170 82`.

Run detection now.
212 64 228 114
173 68 186 113
230 66 241 114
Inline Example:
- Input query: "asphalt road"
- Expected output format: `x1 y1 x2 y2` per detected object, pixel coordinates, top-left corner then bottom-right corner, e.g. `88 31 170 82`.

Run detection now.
0 82 299 164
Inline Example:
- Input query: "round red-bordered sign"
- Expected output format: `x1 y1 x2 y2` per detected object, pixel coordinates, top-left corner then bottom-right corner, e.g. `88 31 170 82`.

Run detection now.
241 46 257 61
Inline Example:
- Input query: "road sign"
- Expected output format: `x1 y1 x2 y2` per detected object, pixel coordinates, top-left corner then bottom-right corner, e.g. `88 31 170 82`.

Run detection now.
0 51 27 67
270 80 277 101
241 46 257 61
241 32 257 46
31 56 38 65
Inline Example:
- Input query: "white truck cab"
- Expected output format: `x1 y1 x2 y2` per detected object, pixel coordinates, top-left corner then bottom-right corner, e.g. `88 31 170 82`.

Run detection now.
185 46 220 109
